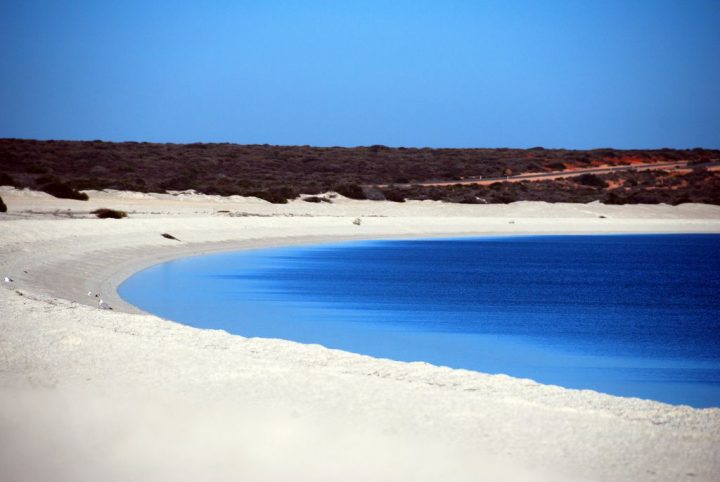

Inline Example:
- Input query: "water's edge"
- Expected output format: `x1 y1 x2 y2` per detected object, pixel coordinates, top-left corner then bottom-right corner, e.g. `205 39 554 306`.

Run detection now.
119 233 720 407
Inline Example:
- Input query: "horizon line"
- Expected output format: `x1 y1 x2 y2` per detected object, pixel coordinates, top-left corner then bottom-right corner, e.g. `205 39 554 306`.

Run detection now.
2 136 719 152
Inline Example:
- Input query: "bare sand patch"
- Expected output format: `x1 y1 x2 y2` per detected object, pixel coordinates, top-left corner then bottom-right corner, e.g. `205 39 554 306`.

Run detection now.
1 188 719 481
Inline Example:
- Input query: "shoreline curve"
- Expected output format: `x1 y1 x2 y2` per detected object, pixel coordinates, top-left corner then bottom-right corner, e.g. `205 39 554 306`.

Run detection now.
2 190 720 481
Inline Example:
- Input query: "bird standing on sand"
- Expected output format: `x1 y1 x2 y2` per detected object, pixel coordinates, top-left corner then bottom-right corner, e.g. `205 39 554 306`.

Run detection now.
98 299 112 310
3 276 13 283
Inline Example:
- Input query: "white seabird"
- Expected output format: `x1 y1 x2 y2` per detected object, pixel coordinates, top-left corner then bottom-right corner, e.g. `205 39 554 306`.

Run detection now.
3 276 13 283
98 299 112 310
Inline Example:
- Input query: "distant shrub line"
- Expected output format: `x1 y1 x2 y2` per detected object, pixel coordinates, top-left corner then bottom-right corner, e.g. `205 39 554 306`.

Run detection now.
0 139 717 205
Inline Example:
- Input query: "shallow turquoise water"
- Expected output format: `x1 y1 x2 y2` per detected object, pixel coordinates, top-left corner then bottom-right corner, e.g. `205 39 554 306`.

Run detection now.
119 234 720 407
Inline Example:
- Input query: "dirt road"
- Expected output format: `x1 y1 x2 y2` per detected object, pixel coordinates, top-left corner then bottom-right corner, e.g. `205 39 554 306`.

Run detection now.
379 160 700 188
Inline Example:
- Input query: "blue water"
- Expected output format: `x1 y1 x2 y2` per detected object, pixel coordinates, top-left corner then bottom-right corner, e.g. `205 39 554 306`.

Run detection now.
119 234 720 408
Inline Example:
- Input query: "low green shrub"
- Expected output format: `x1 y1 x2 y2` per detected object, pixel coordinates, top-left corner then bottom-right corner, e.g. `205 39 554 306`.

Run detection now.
0 173 16 186
334 183 366 200
382 189 406 202
41 181 89 200
576 174 608 188
91 208 127 219
249 189 288 204
303 196 331 203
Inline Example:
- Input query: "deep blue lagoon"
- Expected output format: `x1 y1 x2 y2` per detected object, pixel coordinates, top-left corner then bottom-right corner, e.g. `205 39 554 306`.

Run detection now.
119 234 720 407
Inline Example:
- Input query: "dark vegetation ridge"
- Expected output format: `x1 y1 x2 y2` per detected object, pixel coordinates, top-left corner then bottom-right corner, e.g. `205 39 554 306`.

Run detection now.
1 138 719 205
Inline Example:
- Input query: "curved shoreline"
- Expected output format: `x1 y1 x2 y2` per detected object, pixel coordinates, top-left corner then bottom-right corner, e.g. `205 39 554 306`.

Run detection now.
2 191 720 481
106 232 498 314
118 232 720 409
111 231 720 314
67 223 720 316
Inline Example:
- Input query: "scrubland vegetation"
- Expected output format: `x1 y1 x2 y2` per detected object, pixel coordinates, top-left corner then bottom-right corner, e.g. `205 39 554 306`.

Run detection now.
1 139 718 205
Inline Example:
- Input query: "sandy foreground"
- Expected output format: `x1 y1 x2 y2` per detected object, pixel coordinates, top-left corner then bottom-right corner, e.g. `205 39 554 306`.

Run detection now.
1 187 720 482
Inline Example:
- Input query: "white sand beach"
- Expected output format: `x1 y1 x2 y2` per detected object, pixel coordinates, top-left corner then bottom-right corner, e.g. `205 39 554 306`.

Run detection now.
1 186 720 482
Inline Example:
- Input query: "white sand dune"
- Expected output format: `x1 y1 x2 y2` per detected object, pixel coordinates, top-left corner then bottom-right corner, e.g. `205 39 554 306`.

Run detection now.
1 187 719 482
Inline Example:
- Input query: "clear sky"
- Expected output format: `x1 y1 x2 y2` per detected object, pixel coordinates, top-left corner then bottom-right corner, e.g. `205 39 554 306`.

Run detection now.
1 0 719 148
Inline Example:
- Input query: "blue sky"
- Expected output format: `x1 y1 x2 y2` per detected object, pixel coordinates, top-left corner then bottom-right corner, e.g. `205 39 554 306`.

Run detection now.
1 0 718 148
